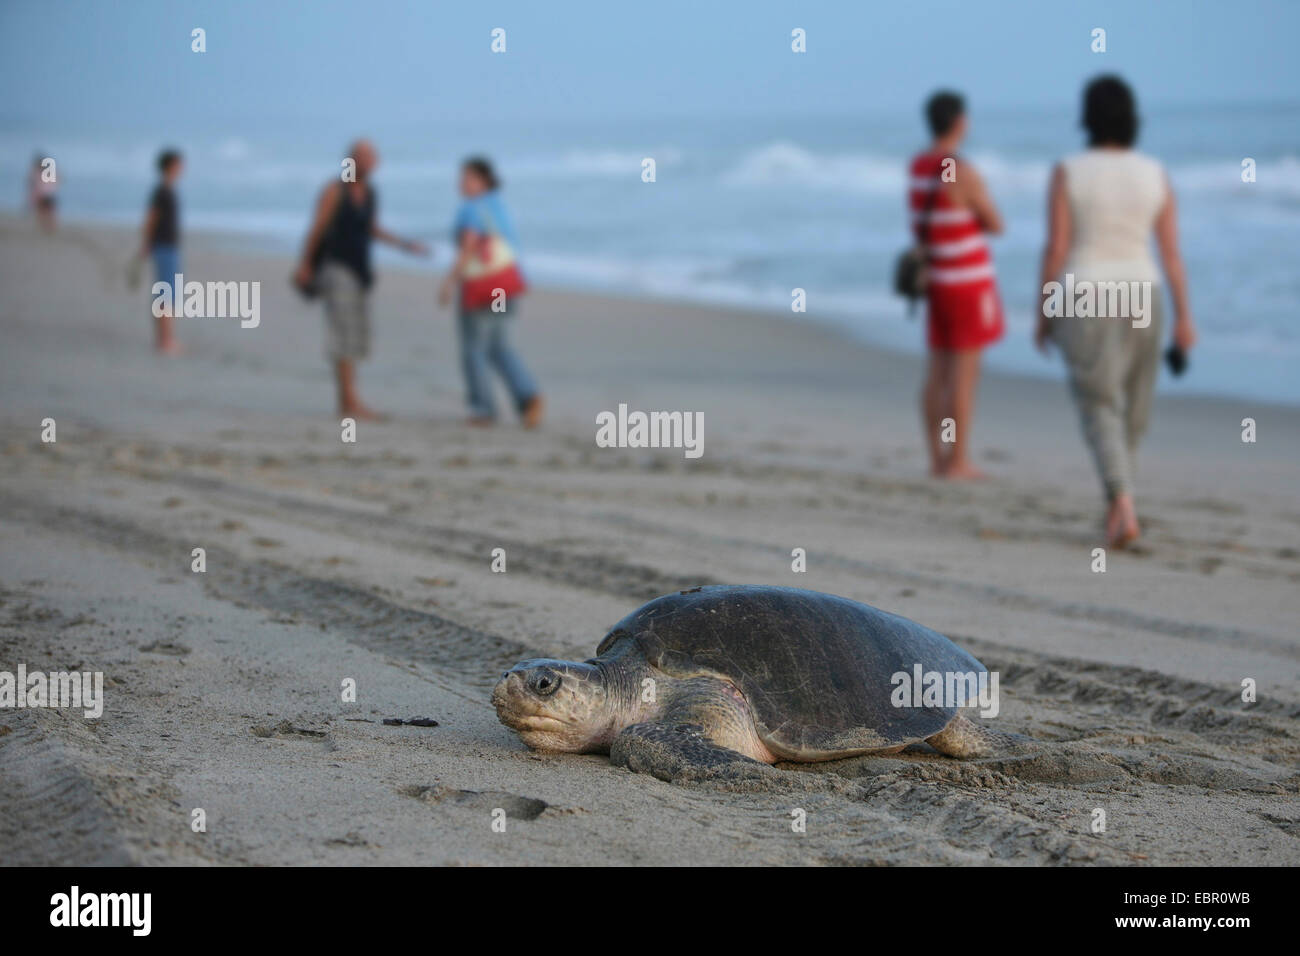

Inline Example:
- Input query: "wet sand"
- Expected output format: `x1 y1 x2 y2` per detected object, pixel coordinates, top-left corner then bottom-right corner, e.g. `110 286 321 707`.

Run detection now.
2 216 1298 865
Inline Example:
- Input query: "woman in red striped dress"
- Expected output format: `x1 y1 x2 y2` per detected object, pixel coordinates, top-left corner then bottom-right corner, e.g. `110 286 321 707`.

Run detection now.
910 91 1005 479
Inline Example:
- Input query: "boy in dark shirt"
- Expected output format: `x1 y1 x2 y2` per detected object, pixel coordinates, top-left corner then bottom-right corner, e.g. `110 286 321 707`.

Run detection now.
138 149 184 354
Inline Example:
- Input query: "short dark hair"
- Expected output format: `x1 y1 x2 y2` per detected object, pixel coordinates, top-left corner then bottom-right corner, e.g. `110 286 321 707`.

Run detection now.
925 91 965 137
157 149 182 174
463 156 500 190
1082 75 1138 147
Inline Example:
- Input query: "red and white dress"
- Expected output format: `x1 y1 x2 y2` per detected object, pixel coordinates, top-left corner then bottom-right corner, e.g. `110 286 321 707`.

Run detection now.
908 152 1004 351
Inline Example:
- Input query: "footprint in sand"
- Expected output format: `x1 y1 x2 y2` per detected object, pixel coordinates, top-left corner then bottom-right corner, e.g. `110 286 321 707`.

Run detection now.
398 785 549 821
140 640 190 656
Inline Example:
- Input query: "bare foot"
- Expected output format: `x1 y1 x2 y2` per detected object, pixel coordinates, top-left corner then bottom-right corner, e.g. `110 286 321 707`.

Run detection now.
156 341 184 357
940 460 987 481
1106 495 1140 549
522 395 544 429
341 404 386 422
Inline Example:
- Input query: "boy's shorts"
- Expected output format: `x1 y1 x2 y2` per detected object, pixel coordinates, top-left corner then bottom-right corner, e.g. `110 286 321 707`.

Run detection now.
151 245 181 287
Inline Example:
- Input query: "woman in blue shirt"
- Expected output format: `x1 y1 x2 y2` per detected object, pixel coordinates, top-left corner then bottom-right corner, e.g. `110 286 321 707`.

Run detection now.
438 158 543 427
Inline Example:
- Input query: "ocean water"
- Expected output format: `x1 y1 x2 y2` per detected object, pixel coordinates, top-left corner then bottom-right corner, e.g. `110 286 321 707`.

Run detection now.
4 103 1298 403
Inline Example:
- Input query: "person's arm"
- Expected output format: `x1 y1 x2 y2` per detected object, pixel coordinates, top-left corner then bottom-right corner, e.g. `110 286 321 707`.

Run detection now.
1153 175 1196 351
294 184 341 285
437 228 479 307
139 195 158 259
1035 163 1071 353
372 223 427 255
954 160 1003 235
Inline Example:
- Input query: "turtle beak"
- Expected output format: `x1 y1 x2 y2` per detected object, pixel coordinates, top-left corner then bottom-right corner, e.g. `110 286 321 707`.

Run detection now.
492 670 571 740
494 661 563 707
491 672 519 715
492 668 553 722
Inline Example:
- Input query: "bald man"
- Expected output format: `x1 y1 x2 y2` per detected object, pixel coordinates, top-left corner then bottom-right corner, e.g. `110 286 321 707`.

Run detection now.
296 140 428 420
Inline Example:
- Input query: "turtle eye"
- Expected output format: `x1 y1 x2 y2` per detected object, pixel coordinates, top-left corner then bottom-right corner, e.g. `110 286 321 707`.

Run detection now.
531 669 561 696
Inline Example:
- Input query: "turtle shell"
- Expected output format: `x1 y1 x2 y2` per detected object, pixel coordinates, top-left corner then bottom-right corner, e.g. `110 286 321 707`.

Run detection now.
595 585 988 759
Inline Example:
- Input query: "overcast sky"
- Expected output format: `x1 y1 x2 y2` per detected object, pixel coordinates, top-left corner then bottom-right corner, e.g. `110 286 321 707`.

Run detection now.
4 0 1297 129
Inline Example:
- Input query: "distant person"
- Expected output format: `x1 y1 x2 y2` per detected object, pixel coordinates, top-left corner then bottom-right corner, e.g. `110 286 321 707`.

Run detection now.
137 149 184 355
910 91 1005 479
295 139 428 420
1035 75 1197 548
27 154 57 233
438 158 543 428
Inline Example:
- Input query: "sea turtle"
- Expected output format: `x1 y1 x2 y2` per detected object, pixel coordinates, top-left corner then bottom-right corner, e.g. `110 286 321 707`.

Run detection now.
492 585 1028 780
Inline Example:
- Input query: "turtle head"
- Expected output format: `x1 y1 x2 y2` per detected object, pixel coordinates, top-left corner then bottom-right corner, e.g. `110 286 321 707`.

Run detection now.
492 658 616 753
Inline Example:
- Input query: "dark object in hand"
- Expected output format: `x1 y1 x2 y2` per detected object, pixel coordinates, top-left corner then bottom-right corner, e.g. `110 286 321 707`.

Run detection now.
1165 345 1187 377
291 269 320 300
291 243 326 300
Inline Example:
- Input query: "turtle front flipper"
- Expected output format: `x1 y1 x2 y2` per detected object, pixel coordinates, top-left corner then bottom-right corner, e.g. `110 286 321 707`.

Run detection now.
610 677 777 782
611 722 762 781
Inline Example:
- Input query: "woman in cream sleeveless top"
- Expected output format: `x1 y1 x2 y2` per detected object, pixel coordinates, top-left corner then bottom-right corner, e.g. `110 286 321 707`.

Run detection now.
1036 75 1197 548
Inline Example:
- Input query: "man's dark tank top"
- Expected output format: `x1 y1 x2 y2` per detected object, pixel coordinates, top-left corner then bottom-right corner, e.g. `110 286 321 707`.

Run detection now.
320 183 376 288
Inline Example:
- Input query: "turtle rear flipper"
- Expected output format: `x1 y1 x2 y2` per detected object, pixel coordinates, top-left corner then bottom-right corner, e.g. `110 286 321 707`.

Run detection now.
927 714 1037 758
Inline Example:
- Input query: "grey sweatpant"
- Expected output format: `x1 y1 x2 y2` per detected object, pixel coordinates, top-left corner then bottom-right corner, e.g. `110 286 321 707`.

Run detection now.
1051 294 1164 501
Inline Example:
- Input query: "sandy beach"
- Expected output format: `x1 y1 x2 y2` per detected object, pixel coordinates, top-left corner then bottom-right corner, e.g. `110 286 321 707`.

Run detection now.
1 215 1298 866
